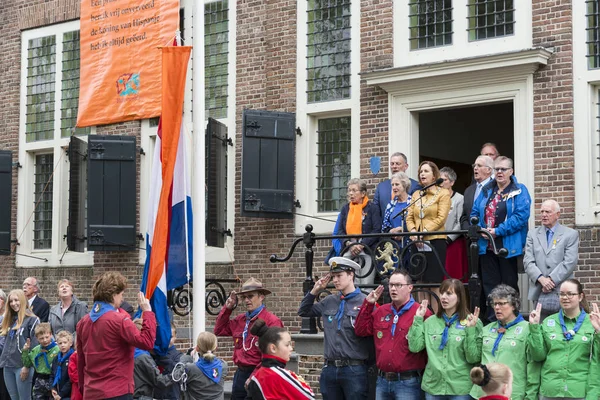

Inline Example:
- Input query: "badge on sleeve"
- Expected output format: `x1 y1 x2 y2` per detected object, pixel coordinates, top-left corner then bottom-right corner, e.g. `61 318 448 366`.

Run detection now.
377 331 383 339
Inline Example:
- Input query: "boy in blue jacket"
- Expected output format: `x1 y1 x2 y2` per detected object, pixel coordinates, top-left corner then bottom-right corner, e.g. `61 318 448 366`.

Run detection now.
50 330 74 400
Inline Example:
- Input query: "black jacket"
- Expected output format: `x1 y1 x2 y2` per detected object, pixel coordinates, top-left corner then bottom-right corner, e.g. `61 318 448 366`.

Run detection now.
31 296 50 323
50 352 73 399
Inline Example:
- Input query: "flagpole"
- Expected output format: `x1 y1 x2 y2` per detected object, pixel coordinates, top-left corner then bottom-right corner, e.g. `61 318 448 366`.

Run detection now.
192 0 206 340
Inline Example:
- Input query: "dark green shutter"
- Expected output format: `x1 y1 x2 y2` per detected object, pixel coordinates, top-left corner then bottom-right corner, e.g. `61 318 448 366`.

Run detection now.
87 135 137 251
206 118 229 247
0 151 12 252
241 110 295 219
67 137 87 252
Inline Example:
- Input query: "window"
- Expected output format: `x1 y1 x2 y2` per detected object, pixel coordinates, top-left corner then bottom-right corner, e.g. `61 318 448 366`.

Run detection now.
306 0 351 103
586 0 600 69
409 0 453 50
205 0 229 119
18 20 94 267
316 116 351 212
467 0 515 41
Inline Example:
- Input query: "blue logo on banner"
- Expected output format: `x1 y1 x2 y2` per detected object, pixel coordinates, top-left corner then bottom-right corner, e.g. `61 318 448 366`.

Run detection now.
370 157 381 175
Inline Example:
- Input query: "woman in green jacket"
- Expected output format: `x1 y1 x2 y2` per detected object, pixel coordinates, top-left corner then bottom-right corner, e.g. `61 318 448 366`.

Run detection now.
528 278 600 400
408 278 482 400
470 284 540 400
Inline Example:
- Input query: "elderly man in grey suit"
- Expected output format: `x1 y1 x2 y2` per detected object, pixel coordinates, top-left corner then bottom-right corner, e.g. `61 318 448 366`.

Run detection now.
524 199 579 321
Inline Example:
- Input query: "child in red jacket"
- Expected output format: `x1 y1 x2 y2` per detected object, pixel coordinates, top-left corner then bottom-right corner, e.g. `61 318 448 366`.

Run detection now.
67 351 81 400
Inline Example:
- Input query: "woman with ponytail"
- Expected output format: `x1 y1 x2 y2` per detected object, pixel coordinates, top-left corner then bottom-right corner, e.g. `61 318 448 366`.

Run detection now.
178 331 228 400
528 278 600 399
246 319 314 400
470 363 513 400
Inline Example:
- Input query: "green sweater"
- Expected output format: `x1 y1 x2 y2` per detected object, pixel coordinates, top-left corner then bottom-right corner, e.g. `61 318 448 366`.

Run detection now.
22 344 60 375
528 312 600 400
470 319 541 400
407 315 482 395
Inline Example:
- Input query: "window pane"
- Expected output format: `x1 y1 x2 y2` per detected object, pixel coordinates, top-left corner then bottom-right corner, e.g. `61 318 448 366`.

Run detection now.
467 0 515 41
61 31 90 137
26 36 56 143
316 117 351 212
34 154 54 249
408 0 453 50
205 0 229 119
587 0 600 69
307 0 351 103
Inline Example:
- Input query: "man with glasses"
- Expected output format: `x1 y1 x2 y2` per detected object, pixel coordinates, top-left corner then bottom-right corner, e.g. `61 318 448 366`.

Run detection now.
524 200 579 322
215 277 283 400
355 269 431 400
374 152 421 218
460 155 494 230
23 277 49 322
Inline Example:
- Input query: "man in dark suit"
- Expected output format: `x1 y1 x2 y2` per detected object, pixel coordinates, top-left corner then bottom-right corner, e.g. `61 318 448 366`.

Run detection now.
23 276 50 322
373 152 421 218
460 155 494 229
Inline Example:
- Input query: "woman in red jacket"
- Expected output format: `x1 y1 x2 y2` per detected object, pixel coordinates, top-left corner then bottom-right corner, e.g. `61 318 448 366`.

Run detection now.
470 363 513 400
76 272 156 400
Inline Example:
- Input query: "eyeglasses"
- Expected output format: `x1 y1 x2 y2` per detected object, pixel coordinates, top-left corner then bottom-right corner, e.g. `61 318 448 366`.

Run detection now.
472 163 491 169
388 283 410 289
559 292 579 299
494 167 512 173
491 301 510 307
238 294 256 300
347 189 361 193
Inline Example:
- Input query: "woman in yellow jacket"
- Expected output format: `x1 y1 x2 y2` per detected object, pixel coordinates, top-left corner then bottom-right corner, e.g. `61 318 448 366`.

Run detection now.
406 160 451 286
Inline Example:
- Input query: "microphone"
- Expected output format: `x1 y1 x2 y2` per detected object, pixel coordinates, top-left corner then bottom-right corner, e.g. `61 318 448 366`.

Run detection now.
391 177 444 220
420 177 444 193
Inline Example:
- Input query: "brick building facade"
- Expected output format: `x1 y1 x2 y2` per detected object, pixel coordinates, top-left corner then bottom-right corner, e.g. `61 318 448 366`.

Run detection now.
1 0 599 396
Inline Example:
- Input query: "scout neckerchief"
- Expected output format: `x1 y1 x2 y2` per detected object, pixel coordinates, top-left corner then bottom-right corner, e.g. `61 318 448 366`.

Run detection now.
492 314 524 356
90 301 117 322
558 308 587 341
335 288 361 330
196 357 223 384
52 348 74 387
243 304 265 350
439 313 459 350
391 296 415 336
134 348 150 359
8 318 17 339
34 340 57 370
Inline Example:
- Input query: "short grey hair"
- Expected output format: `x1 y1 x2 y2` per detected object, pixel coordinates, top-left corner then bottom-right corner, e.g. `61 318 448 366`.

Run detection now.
542 199 561 213
347 178 367 193
494 156 513 169
440 167 457 183
0 289 6 302
390 152 408 164
391 172 411 194
488 284 520 315
476 155 494 169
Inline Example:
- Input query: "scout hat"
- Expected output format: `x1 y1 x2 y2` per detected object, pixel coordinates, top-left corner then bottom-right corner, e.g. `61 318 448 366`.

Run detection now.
328 256 361 274
237 277 272 296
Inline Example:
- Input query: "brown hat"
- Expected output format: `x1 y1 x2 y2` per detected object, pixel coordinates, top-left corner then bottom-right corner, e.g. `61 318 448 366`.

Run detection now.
237 277 272 296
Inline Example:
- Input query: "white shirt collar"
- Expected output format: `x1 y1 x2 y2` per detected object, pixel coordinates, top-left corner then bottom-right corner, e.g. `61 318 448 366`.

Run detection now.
28 295 36 307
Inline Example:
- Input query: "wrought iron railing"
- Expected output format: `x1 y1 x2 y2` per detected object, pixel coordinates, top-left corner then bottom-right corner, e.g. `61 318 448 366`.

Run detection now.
270 218 506 333
168 278 241 316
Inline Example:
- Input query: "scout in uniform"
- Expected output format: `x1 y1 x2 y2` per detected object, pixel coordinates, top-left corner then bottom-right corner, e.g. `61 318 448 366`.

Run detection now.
528 279 600 400
407 278 483 400
298 257 372 400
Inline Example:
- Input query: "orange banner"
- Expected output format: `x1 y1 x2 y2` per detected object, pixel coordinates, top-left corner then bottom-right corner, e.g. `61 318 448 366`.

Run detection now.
77 0 179 127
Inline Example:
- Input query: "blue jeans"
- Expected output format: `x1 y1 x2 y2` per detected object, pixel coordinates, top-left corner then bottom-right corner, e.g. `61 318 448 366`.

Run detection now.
3 367 33 400
425 394 473 400
320 364 368 400
375 375 422 400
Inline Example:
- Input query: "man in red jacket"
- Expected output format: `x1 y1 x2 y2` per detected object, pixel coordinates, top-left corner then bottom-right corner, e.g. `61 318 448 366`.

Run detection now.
76 272 156 400
214 277 283 400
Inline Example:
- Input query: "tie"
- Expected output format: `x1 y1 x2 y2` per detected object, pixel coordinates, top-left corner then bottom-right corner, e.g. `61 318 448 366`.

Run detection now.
546 229 554 247
474 183 483 201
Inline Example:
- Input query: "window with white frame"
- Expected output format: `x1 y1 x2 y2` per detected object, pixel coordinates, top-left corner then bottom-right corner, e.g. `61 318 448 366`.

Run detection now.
586 0 600 69
409 0 453 50
205 0 229 119
466 0 514 41
18 20 94 266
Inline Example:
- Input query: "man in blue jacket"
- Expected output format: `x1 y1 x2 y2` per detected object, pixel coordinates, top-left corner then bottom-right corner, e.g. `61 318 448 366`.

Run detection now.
373 152 420 218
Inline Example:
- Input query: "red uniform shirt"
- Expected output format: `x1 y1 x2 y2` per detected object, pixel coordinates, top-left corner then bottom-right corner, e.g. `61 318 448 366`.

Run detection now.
354 299 431 373
214 306 283 367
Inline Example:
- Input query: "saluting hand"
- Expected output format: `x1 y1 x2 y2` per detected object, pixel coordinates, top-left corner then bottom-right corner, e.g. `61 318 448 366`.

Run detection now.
415 299 428 318
311 274 331 295
529 303 542 325
590 303 600 333
366 285 384 304
225 291 238 310
466 307 480 328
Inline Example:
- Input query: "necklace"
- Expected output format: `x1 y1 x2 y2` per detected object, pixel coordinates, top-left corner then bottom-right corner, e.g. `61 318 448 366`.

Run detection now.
418 188 442 219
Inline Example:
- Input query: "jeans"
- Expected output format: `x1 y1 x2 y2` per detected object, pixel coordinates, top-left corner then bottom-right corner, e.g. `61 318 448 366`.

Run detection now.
320 364 368 400
3 367 33 400
231 368 254 400
425 394 473 400
375 376 422 400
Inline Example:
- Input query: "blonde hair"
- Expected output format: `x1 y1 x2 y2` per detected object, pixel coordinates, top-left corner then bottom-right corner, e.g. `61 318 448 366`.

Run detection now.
196 331 218 362
1 290 36 336
34 322 52 337
56 330 73 343
471 363 512 394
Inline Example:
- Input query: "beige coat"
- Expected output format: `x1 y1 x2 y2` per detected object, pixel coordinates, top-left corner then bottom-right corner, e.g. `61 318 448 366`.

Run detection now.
406 187 451 241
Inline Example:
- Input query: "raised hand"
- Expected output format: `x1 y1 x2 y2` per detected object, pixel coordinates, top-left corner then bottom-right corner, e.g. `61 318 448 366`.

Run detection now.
311 274 331 295
529 303 542 325
366 285 384 304
466 307 480 327
23 338 30 351
225 291 238 310
138 292 152 312
590 303 600 333
416 299 428 318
